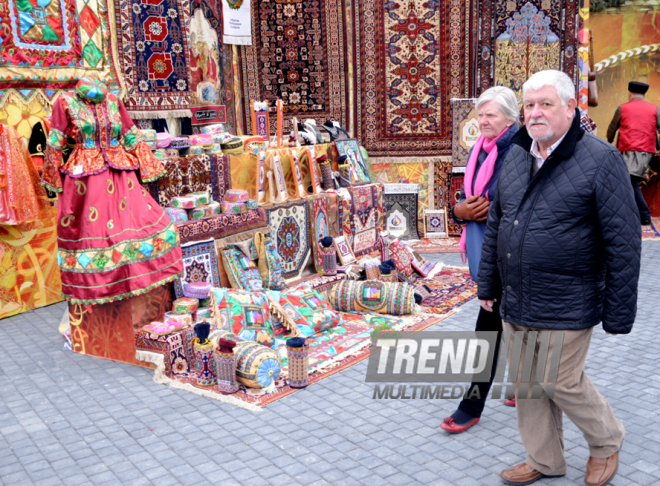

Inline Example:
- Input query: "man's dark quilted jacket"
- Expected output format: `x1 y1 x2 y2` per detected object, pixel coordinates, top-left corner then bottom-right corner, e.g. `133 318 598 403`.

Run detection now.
477 113 641 334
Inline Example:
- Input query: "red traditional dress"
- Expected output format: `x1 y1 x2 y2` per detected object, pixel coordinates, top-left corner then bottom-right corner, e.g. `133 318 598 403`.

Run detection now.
42 79 183 305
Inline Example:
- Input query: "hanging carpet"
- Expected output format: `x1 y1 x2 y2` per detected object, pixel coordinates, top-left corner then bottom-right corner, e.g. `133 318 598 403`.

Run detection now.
114 0 193 117
354 0 470 156
240 0 348 133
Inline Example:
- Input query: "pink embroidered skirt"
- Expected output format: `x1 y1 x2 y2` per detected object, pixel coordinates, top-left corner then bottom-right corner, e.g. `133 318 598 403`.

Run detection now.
57 168 182 305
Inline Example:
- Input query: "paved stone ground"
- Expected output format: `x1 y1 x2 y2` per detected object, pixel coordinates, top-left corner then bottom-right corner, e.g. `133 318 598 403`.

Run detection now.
0 243 658 486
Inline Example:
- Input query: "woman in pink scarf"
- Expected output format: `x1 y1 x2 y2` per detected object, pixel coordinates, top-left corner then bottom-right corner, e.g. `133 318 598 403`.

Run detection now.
441 86 520 434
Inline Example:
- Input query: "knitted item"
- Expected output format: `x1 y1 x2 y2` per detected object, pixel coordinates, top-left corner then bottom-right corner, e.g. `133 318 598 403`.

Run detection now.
287 341 309 388
320 161 334 190
321 247 337 276
215 338 239 394
193 334 217 386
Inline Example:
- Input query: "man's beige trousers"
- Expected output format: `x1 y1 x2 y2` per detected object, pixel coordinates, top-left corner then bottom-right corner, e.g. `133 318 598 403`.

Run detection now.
503 322 625 476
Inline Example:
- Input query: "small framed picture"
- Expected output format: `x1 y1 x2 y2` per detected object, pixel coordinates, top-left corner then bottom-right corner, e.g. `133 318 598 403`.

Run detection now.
334 236 356 265
424 209 448 238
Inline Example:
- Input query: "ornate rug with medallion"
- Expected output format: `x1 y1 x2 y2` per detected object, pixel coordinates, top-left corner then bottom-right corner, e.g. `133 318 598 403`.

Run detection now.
240 0 348 133
474 0 578 99
418 266 477 314
354 0 470 155
266 200 311 281
382 184 420 241
172 238 222 299
114 0 193 117
348 184 384 257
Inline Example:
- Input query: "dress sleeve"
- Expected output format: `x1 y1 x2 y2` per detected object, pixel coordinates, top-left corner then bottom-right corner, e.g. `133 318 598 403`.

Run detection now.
117 100 167 183
42 97 67 193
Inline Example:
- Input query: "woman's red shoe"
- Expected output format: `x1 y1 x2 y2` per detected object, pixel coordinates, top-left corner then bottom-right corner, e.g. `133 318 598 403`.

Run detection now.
440 416 480 433
504 397 516 407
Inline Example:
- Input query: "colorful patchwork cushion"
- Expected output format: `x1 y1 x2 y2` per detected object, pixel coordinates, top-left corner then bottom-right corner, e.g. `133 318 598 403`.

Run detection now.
254 232 285 290
209 288 274 345
234 341 281 389
389 239 414 278
327 280 416 315
266 285 340 336
221 248 264 291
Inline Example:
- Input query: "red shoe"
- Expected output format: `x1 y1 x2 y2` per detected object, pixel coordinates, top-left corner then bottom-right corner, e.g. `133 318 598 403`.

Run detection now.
504 397 516 407
440 416 480 433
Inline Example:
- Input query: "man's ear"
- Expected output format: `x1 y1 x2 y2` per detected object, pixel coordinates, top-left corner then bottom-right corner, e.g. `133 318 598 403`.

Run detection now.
567 98 578 114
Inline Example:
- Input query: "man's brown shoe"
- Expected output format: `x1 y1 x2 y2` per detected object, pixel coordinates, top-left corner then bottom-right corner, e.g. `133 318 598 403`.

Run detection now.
501 463 555 485
584 452 619 486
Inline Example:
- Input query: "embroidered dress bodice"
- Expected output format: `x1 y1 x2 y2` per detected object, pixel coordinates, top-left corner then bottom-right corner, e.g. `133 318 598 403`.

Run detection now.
42 79 165 192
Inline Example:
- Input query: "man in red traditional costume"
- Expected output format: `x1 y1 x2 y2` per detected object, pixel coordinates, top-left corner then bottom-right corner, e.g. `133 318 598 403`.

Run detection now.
606 81 660 225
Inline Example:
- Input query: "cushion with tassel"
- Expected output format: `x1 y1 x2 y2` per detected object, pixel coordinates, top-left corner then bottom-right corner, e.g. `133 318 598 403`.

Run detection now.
221 248 263 291
209 288 274 346
327 280 416 316
254 231 285 290
266 284 340 336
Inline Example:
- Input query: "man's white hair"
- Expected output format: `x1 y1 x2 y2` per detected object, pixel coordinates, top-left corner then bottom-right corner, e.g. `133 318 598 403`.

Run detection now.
476 86 520 123
523 70 576 106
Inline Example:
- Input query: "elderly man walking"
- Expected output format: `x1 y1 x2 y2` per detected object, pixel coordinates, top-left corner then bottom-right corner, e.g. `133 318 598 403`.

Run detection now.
478 70 641 486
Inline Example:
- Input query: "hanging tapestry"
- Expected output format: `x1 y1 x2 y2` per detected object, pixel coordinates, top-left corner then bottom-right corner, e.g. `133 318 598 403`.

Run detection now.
189 0 237 131
114 0 193 117
383 184 420 240
433 158 453 212
173 238 222 299
240 0 348 134
354 0 470 156
266 200 311 281
475 0 578 98
308 194 331 273
146 154 230 207
370 159 434 229
349 184 384 257
451 99 480 172
0 0 124 99
177 208 268 244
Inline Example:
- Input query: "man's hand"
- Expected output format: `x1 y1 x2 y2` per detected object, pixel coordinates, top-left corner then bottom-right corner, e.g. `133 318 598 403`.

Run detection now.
480 299 496 312
454 195 490 222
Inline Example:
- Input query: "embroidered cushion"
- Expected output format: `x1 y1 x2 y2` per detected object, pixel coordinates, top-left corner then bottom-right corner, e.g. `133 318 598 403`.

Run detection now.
209 288 274 345
389 239 414 278
327 280 416 316
266 285 340 336
234 341 281 389
254 232 285 290
221 248 263 291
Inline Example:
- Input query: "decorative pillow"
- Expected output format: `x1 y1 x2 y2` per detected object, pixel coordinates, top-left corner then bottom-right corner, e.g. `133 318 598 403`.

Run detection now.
254 232 285 290
221 248 263 291
266 285 340 336
389 239 414 278
234 341 281 389
209 288 274 345
327 280 416 316
232 239 258 261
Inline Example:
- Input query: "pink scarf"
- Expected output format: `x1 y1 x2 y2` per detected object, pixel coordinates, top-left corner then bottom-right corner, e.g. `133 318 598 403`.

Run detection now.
460 126 510 258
